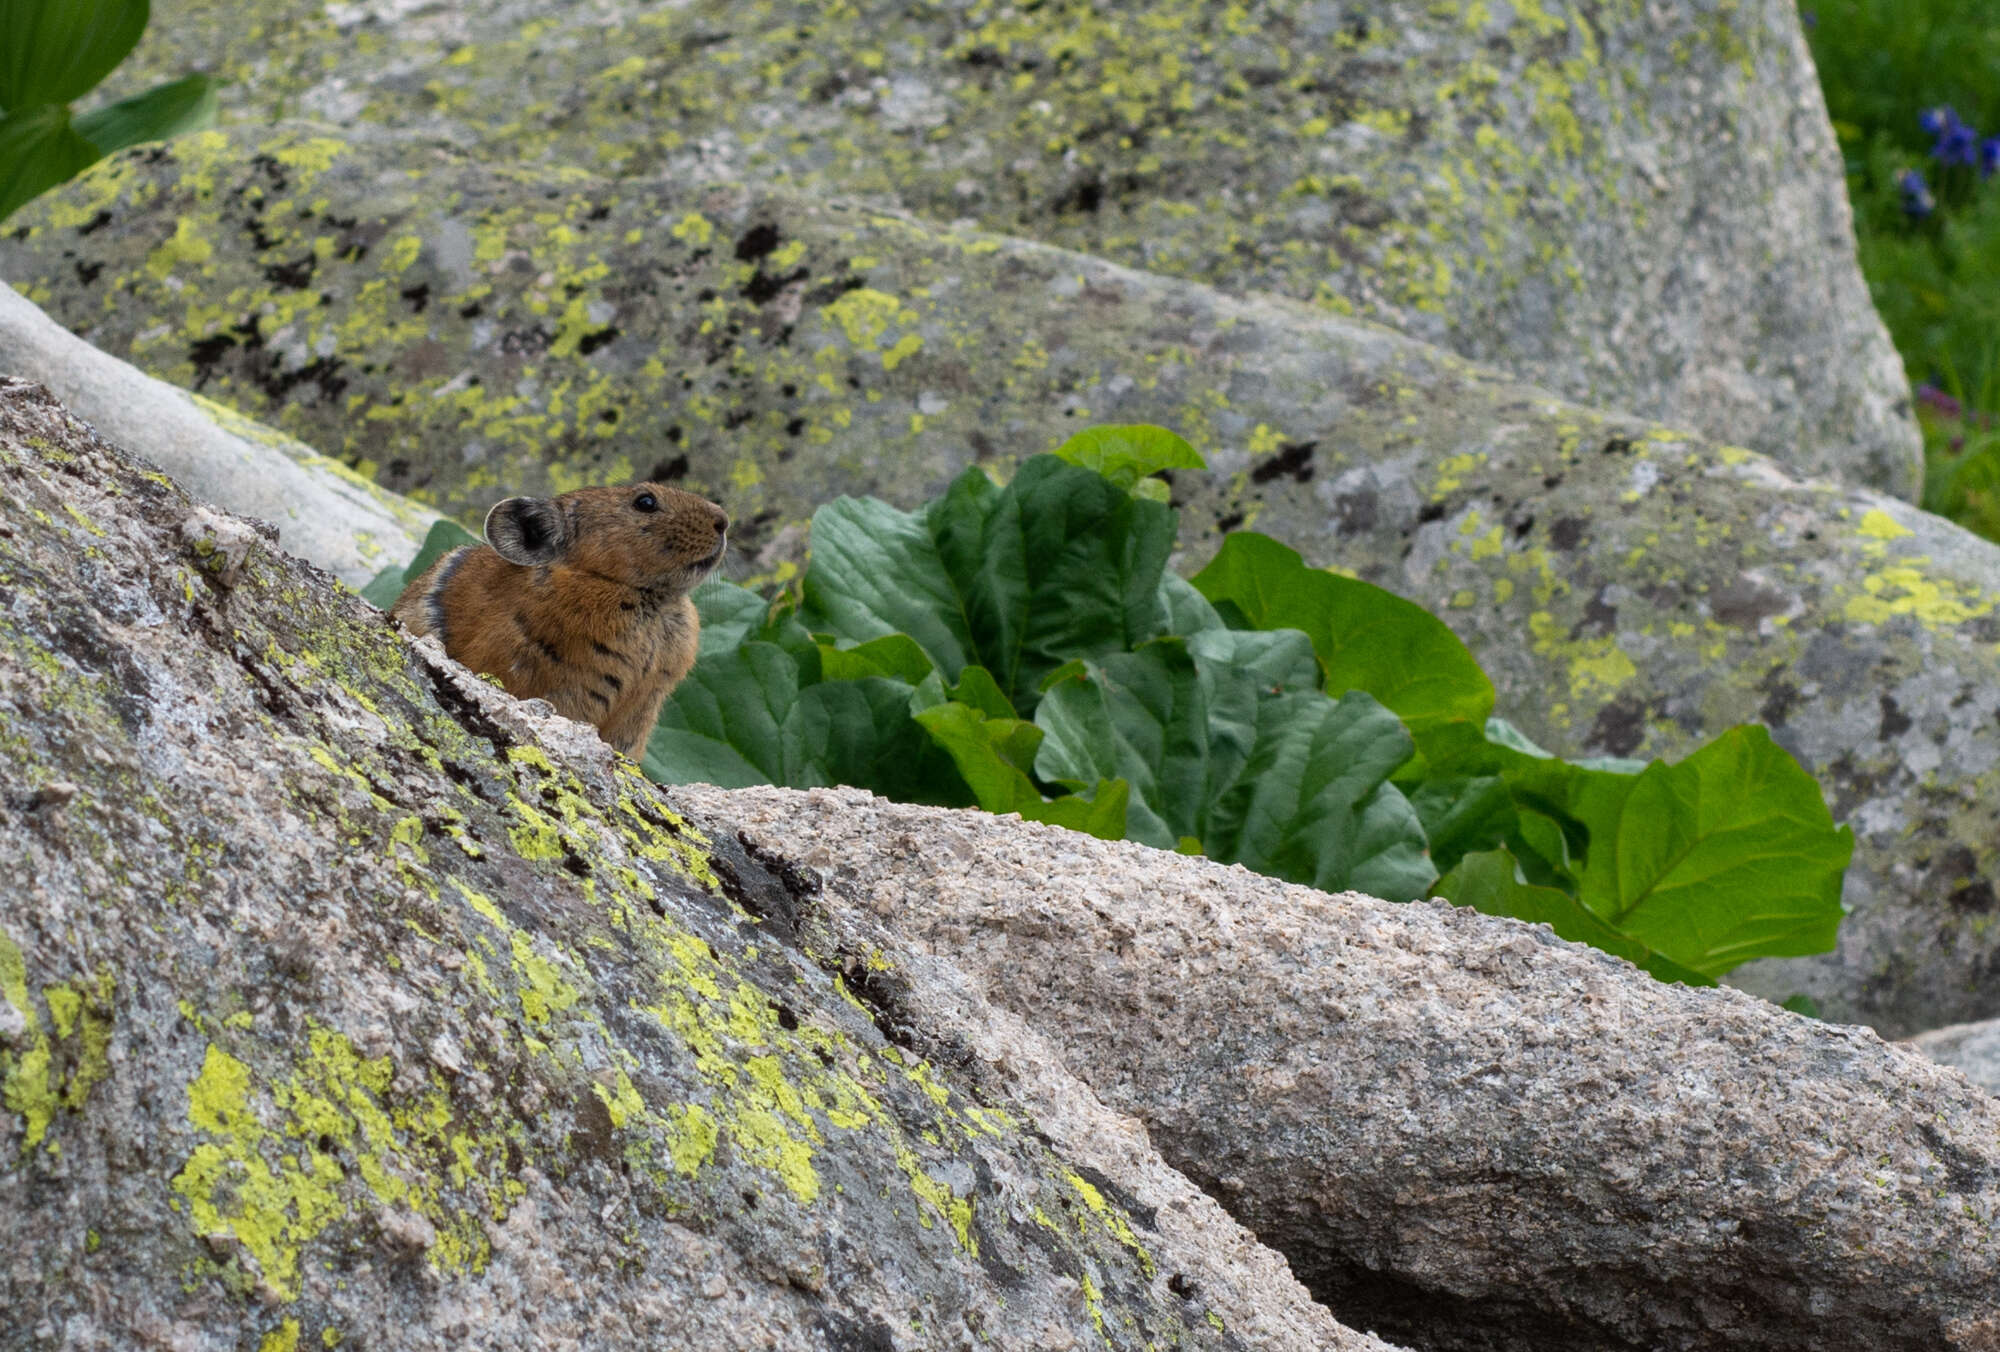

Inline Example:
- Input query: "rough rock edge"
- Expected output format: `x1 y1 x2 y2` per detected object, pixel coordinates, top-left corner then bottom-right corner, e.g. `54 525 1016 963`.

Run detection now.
0 377 1386 1352
1910 1019 2000 1095
676 783 2000 1352
0 281 437 587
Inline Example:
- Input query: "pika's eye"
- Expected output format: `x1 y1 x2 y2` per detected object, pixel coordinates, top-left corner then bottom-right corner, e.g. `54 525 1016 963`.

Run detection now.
633 492 659 513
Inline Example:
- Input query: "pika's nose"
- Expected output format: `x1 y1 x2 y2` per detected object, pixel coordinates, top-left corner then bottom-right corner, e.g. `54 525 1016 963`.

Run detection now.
710 504 729 535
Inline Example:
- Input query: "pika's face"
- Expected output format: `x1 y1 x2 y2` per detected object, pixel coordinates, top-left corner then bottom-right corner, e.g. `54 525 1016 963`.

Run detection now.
485 482 728 596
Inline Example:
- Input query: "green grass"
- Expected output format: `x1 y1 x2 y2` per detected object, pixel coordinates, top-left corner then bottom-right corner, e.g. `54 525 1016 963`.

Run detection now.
1802 1 2000 536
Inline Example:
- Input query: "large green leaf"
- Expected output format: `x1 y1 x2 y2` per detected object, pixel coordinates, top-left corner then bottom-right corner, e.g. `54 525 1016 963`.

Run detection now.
648 641 963 804
1570 726 1852 978
1435 850 1714 987
359 516 482 608
933 456 1177 709
1035 629 1317 851
807 459 1178 714
801 494 974 677
1191 531 1494 739
1407 776 1516 879
1205 689 1436 900
0 105 102 221
649 641 801 786
913 699 1126 839
1049 423 1205 501
0 0 149 109
73 71 217 155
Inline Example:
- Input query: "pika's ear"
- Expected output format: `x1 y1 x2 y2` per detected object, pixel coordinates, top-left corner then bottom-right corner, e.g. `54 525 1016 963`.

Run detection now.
484 497 568 566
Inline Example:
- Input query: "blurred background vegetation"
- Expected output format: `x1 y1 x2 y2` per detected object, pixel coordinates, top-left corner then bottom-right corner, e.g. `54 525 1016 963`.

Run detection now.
1803 1 2000 539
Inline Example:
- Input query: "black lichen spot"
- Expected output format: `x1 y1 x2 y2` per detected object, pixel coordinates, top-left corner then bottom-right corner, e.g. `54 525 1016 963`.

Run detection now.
1950 877 1997 915
1758 668 1802 727
743 266 808 305
263 254 317 289
73 258 102 286
1878 693 1913 740
1055 175 1105 214
804 274 866 306
1588 694 1648 759
1215 509 1246 534
1601 436 1635 455
784 416 806 437
647 455 689 482
577 326 620 356
187 333 238 389
735 222 782 261
1569 590 1617 640
76 209 114 236
1547 516 1588 551
1251 440 1317 484
400 283 431 314
1414 501 1447 526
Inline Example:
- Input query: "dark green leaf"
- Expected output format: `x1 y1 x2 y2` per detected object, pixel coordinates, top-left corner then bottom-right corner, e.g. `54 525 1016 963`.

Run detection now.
1191 531 1494 739
691 578 779 655
0 105 103 221
797 678 967 806
73 71 217 155
1049 424 1205 496
0 0 149 109
802 493 974 678
359 516 482 608
1034 639 1215 849
1158 571 1224 636
1571 726 1853 978
1205 689 1436 900
648 643 963 803
1407 776 1515 878
934 456 1176 709
1435 850 1715 987
913 701 1126 839
649 642 801 785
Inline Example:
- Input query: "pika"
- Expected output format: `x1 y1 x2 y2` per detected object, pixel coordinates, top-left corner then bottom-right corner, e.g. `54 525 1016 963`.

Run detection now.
392 482 728 758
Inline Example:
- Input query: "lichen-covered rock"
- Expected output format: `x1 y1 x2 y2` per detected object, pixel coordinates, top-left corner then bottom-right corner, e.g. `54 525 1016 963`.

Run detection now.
0 281 437 587
100 0 1915 488
688 784 2000 1352
0 379 1386 1352
2 129 1992 1034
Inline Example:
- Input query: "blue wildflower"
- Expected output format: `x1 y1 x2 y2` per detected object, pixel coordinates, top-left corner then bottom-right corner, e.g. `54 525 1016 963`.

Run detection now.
1983 136 2000 179
1898 168 1936 218
1941 118 1980 167
1920 106 1952 138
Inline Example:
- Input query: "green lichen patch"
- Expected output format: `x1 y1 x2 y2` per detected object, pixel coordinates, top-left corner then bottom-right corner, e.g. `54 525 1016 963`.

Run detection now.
0 930 116 1157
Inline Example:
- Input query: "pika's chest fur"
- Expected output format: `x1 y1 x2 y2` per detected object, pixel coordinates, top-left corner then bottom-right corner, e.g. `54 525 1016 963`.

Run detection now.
399 549 700 758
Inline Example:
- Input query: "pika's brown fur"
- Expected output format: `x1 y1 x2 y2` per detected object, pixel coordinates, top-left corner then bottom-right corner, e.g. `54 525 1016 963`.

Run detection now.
391 482 728 758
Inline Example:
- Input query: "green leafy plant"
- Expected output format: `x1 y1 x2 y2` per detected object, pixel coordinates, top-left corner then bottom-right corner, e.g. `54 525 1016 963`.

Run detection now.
0 0 218 221
632 426 1853 987
360 427 1852 987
